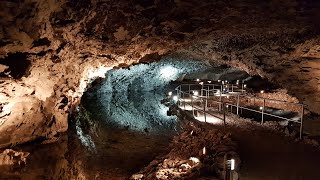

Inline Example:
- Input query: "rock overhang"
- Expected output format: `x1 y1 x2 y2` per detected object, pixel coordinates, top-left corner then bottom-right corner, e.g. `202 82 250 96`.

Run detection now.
0 0 320 147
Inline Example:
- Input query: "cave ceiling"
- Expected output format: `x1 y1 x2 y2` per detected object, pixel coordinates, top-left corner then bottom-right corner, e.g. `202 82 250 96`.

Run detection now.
0 0 320 147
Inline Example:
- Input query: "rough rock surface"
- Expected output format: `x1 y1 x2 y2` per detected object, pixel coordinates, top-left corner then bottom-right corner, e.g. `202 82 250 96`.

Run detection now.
0 149 29 173
0 0 320 146
131 107 240 179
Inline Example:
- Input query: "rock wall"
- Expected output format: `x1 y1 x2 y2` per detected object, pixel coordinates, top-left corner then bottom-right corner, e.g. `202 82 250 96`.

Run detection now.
0 0 320 147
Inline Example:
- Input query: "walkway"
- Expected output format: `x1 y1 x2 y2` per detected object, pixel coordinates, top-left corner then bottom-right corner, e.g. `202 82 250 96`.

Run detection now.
175 81 320 179
226 125 320 179
175 82 305 138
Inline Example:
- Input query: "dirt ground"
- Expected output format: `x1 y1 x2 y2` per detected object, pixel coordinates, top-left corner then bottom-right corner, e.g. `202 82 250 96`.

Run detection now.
211 115 320 180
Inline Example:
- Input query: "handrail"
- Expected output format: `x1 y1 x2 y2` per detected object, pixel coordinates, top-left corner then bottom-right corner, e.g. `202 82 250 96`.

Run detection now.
176 83 304 106
175 84 305 139
178 90 227 127
237 94 304 106
225 103 300 123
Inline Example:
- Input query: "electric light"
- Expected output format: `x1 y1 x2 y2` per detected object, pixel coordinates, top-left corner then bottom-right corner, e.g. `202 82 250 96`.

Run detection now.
196 79 200 82
218 79 221 82
193 91 199 96
244 84 247 88
173 96 178 102
202 147 206 155
227 159 235 170
168 91 172 96
231 159 235 170
199 82 204 85
259 106 263 110
208 81 212 83
260 90 264 93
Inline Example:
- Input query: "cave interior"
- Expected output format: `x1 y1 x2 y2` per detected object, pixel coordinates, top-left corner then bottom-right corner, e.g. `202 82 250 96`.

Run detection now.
1 0 320 179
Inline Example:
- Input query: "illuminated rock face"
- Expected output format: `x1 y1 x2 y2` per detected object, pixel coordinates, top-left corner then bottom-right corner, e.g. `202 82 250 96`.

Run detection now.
81 59 206 134
0 0 320 147
107 59 208 92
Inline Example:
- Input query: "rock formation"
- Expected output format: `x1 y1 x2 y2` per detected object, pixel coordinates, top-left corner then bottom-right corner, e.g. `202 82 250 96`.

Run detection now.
0 0 320 147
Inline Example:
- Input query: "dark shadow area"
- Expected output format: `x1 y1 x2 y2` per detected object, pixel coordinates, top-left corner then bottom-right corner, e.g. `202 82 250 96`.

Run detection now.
0 52 31 79
32 38 51 47
244 75 281 93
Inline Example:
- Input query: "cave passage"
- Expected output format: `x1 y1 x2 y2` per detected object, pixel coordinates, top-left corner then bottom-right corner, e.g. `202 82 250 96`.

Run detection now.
71 57 278 177
72 58 211 177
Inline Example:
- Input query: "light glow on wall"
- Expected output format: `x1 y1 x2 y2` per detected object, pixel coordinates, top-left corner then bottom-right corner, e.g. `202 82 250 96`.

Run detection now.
173 96 178 102
160 66 178 80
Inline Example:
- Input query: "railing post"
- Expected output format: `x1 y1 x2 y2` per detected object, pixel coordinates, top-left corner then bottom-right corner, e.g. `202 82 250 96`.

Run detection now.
203 98 206 122
183 92 186 110
189 84 191 94
236 94 240 115
219 87 222 111
261 99 265 124
232 84 234 92
300 105 304 139
206 92 209 108
192 95 194 116
223 101 226 128
201 85 203 97
176 88 180 106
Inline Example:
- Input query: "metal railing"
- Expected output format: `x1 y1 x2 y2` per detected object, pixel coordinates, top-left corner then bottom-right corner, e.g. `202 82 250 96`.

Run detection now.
175 83 305 139
178 90 227 127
